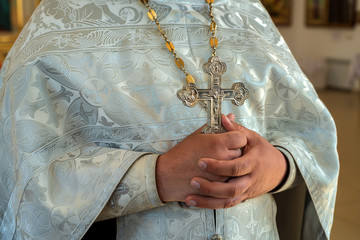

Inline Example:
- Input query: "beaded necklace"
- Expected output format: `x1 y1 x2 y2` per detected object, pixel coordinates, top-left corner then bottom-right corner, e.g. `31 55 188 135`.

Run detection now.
139 0 249 133
140 0 218 85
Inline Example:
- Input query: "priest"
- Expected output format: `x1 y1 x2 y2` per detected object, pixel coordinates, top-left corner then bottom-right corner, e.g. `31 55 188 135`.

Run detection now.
0 0 339 239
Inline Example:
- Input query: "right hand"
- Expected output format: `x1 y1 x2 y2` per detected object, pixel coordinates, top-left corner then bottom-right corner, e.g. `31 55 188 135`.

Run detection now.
156 125 247 203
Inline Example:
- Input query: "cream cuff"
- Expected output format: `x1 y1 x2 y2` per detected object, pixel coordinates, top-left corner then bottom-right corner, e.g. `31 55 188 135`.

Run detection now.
97 153 164 221
145 154 165 208
272 146 301 193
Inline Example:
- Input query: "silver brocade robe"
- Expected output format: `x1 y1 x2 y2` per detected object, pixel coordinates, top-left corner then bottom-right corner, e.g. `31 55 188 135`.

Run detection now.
0 0 339 239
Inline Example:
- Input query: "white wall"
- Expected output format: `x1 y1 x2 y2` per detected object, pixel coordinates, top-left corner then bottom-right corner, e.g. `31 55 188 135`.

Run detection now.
278 0 360 61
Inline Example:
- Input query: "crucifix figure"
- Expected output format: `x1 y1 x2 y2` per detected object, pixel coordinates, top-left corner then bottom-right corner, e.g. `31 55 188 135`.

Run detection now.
178 56 249 134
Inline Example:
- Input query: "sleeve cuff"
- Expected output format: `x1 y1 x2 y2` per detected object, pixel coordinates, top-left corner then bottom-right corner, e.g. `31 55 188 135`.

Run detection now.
145 154 165 207
99 153 164 220
271 146 301 193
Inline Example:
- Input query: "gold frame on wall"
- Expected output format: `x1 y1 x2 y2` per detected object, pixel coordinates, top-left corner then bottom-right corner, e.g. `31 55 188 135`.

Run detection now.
261 0 292 26
306 0 357 27
306 0 329 26
0 0 40 66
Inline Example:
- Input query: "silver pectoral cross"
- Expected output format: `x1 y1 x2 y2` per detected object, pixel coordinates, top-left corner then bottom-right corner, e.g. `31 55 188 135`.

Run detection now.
177 56 249 134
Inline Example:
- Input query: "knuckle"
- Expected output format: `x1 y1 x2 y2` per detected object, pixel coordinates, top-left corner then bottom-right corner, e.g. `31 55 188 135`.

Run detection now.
231 163 243 176
223 199 234 209
242 161 251 175
246 192 253 200
202 185 212 196
240 135 247 145
228 187 241 199
230 132 244 144
212 147 228 160
237 125 244 132
240 193 249 203
210 139 223 152
223 198 239 209
233 130 244 138
223 187 250 208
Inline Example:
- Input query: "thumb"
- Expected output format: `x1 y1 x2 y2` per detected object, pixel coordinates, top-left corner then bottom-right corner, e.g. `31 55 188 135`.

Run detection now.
222 114 236 131
222 114 250 137
227 113 235 122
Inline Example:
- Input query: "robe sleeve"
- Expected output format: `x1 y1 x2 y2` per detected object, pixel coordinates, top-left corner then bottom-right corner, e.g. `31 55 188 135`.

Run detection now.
0 141 165 239
0 62 164 239
271 132 338 239
96 153 164 221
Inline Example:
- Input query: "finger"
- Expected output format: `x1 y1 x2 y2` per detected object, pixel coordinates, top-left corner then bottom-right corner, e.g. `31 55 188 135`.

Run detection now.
222 114 253 139
190 176 250 199
222 114 236 131
220 130 247 150
185 194 245 209
227 113 235 122
199 156 253 177
226 148 243 160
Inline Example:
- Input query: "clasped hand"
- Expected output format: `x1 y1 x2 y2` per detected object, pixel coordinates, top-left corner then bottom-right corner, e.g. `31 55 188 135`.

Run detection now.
156 114 287 209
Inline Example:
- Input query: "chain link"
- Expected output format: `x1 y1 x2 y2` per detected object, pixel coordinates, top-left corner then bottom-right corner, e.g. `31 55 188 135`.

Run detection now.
140 0 218 84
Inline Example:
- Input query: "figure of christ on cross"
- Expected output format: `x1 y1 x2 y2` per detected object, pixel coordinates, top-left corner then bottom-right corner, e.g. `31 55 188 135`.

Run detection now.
177 56 250 134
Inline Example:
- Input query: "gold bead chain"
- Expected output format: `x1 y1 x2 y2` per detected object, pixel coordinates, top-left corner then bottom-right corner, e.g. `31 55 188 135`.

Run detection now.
139 0 218 85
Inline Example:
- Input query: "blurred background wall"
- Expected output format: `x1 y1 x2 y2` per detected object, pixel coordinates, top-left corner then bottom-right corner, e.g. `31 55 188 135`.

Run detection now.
280 0 360 60
0 0 40 66
278 0 360 91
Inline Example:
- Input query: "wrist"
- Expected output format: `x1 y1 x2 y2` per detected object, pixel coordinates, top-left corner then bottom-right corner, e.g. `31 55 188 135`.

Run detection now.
155 154 169 202
156 153 183 203
269 151 289 193
270 146 300 193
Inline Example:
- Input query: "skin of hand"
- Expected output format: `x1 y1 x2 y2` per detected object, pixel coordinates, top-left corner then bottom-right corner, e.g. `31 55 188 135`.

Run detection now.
184 113 288 209
156 125 247 203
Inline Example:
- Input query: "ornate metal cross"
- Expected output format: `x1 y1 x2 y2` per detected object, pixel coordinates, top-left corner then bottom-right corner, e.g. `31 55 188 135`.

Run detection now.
177 56 249 134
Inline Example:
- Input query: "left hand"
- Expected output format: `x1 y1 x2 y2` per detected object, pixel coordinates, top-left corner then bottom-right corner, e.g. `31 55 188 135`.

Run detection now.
185 114 288 209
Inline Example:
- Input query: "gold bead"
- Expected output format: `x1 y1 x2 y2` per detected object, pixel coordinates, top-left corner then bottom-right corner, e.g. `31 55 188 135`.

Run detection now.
166 41 175 52
206 0 214 3
140 0 148 5
186 74 195 84
210 37 218 47
175 58 185 69
210 21 217 31
147 9 157 21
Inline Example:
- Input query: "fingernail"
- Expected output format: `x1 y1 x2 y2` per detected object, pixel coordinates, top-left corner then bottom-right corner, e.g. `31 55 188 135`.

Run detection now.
191 180 200 189
199 161 207 170
187 200 198 207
